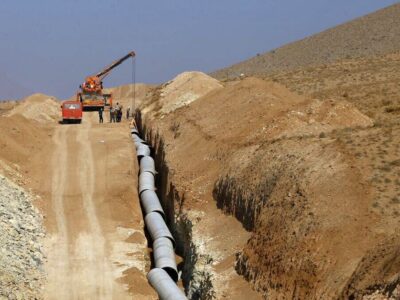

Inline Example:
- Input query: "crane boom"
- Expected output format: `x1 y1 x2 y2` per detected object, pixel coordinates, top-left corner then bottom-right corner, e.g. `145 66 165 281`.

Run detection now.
95 51 136 80
78 51 136 110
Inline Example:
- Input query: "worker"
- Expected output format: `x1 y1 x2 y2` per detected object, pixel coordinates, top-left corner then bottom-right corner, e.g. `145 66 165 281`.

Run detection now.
110 106 115 123
118 105 123 122
115 102 122 122
98 107 103 123
126 107 130 119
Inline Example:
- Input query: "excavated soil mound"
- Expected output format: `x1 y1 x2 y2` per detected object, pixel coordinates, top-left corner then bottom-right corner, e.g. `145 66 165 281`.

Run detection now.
0 101 17 116
142 71 223 116
7 93 59 123
182 77 373 144
136 74 378 298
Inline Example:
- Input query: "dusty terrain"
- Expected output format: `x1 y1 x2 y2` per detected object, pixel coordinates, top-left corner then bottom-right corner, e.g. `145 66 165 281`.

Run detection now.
1 3 400 300
126 68 399 299
43 113 154 299
0 95 156 299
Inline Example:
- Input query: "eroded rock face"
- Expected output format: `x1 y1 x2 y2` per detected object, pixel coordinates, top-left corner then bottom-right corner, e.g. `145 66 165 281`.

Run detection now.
0 174 45 299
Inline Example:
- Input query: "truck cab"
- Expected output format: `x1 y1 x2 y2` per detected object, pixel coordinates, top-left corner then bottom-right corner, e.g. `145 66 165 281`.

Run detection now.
61 100 82 123
77 92 112 110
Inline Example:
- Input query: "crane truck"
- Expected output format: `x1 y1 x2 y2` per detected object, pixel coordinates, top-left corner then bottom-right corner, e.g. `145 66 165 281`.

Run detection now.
78 51 135 110
60 51 135 123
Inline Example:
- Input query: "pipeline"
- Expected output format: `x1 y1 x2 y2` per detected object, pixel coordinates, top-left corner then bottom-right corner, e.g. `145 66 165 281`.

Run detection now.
130 127 187 299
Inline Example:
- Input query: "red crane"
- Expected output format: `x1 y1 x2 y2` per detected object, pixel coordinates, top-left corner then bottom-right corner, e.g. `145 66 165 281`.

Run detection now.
77 51 136 110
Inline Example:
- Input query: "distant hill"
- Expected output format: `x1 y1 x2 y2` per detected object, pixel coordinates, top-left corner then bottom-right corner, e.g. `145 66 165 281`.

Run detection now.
212 3 400 80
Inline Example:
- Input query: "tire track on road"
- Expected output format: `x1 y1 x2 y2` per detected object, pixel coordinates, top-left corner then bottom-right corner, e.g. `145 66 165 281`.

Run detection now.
45 125 71 299
75 120 130 299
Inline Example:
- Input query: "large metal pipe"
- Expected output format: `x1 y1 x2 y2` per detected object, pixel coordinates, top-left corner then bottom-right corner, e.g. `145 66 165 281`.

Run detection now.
136 144 151 158
139 171 155 194
153 237 178 282
145 211 175 247
133 134 148 145
140 190 165 218
131 128 139 136
147 268 187 300
132 126 185 296
140 156 156 175
134 138 149 148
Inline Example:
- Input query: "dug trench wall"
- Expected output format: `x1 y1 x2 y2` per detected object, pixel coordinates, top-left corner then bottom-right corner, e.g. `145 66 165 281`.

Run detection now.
133 73 399 299
136 112 218 299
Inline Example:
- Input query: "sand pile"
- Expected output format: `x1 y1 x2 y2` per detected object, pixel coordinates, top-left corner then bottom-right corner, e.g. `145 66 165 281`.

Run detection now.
142 71 223 116
7 93 60 123
159 71 223 114
0 101 18 116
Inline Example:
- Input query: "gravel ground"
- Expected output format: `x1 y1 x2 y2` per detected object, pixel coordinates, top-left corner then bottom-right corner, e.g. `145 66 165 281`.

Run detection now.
0 174 45 300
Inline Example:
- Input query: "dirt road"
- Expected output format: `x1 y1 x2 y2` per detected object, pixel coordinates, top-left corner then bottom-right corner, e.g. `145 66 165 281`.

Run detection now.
44 113 155 299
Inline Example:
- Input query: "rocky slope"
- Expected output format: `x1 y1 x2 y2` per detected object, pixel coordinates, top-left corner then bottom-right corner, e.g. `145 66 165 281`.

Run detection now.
212 3 400 80
0 95 59 299
0 174 45 300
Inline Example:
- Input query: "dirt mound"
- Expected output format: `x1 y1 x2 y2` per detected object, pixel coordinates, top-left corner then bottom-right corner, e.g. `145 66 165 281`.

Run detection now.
0 114 52 183
7 93 60 123
212 3 400 80
182 77 372 144
0 100 18 116
136 74 375 298
141 71 223 116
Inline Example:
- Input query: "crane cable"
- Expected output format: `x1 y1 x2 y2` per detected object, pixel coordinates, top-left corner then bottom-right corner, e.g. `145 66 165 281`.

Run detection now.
131 56 136 115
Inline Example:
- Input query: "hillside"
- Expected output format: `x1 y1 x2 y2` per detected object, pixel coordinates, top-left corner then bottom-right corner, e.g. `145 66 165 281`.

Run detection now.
132 70 400 299
212 3 400 80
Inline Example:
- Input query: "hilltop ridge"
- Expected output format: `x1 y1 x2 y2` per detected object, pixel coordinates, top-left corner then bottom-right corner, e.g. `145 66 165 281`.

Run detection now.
212 3 400 79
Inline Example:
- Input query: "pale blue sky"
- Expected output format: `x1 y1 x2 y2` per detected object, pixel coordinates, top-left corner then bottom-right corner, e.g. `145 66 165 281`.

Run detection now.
0 1 398 99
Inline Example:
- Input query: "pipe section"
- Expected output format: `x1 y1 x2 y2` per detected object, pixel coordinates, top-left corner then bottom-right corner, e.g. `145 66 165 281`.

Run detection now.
140 156 156 175
147 268 187 300
140 190 165 218
133 135 148 146
131 126 186 299
153 237 178 282
139 172 155 194
145 212 175 247
131 128 139 135
136 144 151 158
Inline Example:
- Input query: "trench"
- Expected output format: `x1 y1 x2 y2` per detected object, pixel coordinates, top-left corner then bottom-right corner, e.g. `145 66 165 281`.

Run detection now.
135 111 216 299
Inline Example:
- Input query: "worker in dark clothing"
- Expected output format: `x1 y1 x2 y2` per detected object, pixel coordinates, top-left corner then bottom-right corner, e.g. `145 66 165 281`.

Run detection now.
98 108 103 123
109 107 114 123
126 107 130 119
118 107 123 122
115 102 122 122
